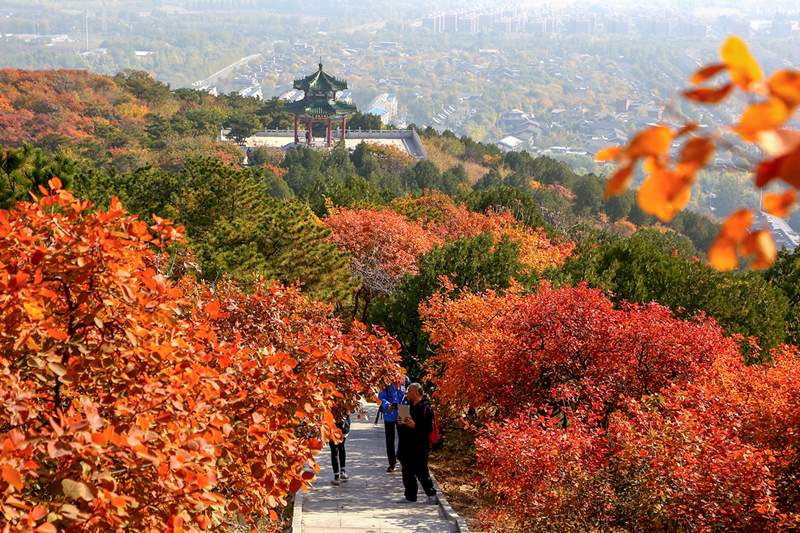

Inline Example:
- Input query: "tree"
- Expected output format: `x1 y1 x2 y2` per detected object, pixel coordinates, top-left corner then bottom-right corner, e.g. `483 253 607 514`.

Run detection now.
558 229 789 354
765 247 800 345
173 158 356 302
464 185 548 230
599 36 800 270
370 233 529 376
347 112 383 131
421 283 800 530
224 112 261 145
0 180 401 530
324 207 441 320
1 144 77 209
113 69 171 104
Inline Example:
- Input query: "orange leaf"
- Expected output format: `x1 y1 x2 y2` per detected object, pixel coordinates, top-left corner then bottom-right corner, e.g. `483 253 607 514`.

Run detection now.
35 524 57 533
742 230 777 269
1 465 24 491
595 146 622 162
205 300 220 319
763 191 797 218
720 36 763 90
627 125 673 159
675 123 699 137
708 236 739 271
756 149 800 188
735 98 789 141
678 137 715 173
690 63 728 85
683 83 734 104
768 69 800 108
47 177 62 191
720 209 754 241
604 163 634 198
637 169 692 222
756 128 800 158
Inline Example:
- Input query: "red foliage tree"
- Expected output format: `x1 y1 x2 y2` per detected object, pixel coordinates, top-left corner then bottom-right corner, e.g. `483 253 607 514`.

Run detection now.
422 283 800 530
0 182 401 531
422 283 730 422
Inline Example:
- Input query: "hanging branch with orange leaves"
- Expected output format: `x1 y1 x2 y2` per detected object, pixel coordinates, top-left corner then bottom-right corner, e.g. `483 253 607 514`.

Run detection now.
598 36 800 271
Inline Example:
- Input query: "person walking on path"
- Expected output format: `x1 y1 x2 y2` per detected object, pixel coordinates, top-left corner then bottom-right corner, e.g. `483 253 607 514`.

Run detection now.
397 383 438 504
330 415 351 486
378 375 409 473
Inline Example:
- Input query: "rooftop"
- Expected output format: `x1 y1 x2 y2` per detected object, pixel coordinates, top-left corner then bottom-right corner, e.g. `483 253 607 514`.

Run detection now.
293 62 348 93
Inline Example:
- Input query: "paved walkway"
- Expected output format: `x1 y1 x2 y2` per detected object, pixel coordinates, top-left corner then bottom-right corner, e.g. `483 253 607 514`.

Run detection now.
298 404 456 533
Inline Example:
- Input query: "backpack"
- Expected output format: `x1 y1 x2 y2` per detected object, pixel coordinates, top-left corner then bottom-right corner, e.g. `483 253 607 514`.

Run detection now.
429 409 443 450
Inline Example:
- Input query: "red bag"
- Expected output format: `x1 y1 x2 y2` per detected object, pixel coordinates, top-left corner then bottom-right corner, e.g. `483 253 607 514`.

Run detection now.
429 410 442 449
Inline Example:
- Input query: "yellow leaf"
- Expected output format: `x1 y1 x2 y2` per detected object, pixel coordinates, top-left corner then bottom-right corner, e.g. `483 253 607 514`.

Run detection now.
720 36 763 90
763 190 797 218
23 302 45 320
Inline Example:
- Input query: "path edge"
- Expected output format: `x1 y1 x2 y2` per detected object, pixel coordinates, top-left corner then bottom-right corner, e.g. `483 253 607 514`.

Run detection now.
289 486 304 533
430 469 470 532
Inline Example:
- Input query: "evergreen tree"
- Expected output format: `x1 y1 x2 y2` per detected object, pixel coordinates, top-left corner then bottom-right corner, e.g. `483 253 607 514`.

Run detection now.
1 144 77 209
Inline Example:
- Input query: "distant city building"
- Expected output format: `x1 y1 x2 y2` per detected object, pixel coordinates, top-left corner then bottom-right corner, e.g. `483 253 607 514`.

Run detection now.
367 93 399 125
497 109 541 139
605 19 630 34
239 85 262 99
757 211 799 251
422 13 445 33
497 135 523 151
278 89 304 102
337 90 353 104
457 13 479 33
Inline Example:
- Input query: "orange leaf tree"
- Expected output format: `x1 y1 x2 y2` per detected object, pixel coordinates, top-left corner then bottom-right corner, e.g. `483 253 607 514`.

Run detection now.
599 36 800 270
0 183 401 531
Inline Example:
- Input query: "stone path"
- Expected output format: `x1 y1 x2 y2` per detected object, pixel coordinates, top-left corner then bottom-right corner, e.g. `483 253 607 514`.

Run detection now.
297 404 457 533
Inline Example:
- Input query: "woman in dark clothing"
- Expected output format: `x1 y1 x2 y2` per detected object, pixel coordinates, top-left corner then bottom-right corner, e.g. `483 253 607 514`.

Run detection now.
396 383 438 504
330 415 351 486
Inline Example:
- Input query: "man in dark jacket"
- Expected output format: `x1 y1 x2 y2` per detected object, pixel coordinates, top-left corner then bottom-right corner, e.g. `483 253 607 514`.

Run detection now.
397 383 438 504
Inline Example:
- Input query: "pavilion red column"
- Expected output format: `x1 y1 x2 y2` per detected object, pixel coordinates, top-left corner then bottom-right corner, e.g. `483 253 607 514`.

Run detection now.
307 118 313 144
293 115 298 143
327 118 332 147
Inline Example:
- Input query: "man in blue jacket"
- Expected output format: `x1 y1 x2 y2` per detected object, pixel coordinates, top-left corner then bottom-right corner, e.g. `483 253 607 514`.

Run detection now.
378 375 409 472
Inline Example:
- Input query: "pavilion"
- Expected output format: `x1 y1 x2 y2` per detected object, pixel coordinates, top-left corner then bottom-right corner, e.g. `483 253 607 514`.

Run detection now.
285 62 357 147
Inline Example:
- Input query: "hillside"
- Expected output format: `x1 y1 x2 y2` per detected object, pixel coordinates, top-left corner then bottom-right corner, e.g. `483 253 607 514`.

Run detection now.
2 66 800 532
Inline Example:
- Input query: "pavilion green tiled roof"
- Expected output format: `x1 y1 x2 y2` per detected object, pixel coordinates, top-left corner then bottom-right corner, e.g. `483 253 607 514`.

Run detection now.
293 63 348 92
286 98 356 118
